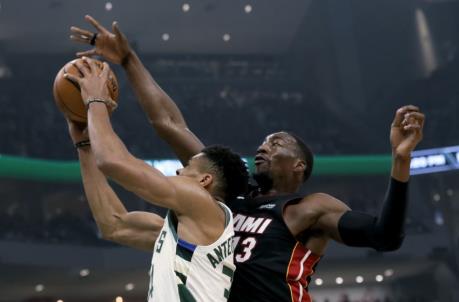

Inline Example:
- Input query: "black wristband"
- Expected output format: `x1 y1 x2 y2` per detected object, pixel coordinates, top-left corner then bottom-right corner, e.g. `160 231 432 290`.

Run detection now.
75 139 90 149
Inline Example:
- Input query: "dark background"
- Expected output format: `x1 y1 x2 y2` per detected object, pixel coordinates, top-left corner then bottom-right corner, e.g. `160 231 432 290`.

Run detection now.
0 0 458 301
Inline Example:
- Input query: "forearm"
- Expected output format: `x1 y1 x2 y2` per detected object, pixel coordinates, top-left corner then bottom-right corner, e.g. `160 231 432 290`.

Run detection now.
337 105 422 250
123 51 185 126
87 103 131 166
86 103 180 209
338 178 408 251
375 177 408 245
78 147 127 238
391 152 411 182
79 147 163 250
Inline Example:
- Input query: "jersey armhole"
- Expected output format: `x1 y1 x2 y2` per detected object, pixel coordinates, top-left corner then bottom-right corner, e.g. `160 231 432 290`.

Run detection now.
218 202 232 227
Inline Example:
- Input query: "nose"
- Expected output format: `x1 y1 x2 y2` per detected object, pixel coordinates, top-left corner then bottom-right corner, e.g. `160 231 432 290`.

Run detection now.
256 143 269 155
176 168 182 176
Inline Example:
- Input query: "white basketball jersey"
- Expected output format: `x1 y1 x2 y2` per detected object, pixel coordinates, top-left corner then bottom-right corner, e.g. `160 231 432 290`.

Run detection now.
147 202 235 302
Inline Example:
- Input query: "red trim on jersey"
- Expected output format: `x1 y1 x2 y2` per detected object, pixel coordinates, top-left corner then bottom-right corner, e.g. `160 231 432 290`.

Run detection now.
286 242 321 302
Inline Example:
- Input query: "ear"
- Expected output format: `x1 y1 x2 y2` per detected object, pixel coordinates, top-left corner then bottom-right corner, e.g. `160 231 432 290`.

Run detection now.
199 173 214 188
293 159 306 174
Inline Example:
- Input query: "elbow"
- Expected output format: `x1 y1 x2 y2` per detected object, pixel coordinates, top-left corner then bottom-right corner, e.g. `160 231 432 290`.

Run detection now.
101 231 124 246
99 216 125 245
150 120 168 137
100 230 115 242
151 118 179 137
98 226 118 243
95 156 111 171
150 116 169 127
375 234 405 252
95 156 122 176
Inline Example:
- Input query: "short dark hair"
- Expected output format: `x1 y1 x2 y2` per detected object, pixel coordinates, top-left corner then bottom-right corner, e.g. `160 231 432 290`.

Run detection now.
201 145 249 201
285 132 314 182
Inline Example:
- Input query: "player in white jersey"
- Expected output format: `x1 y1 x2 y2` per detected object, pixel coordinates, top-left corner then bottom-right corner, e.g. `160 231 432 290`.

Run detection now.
148 206 235 301
64 57 249 301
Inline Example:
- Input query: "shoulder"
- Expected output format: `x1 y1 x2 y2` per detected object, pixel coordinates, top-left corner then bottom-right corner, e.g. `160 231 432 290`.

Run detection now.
299 192 346 206
284 193 351 236
287 192 350 217
168 176 209 197
167 176 220 214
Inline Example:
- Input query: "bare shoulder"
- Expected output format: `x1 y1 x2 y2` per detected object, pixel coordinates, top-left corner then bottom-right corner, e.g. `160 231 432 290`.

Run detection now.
300 192 350 212
168 176 213 201
284 192 351 236
167 176 222 215
285 193 350 222
167 176 226 244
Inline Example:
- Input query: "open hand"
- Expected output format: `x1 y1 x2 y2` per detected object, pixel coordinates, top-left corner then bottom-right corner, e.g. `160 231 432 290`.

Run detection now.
70 15 131 65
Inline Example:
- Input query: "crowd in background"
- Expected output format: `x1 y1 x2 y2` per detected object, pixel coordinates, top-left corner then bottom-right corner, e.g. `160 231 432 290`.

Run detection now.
3 53 458 162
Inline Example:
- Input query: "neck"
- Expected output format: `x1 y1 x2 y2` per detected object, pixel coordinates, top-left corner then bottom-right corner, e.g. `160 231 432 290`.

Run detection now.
254 174 302 197
211 193 224 203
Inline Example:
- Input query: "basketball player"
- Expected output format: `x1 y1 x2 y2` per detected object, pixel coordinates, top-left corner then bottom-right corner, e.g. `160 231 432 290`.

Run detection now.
64 57 249 301
70 16 425 302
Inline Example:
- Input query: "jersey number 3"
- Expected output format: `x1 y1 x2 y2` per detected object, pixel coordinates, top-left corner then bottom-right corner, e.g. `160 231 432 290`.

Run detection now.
233 236 257 262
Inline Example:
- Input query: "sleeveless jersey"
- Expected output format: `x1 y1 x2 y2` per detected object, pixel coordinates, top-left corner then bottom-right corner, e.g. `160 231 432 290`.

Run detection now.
148 203 236 302
228 193 321 302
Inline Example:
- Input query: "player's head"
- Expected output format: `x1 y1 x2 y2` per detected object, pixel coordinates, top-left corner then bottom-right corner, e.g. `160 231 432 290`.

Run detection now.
253 131 313 192
176 145 249 201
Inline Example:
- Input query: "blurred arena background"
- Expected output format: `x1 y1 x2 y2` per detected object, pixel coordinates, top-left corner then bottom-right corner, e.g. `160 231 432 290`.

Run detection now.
0 0 459 301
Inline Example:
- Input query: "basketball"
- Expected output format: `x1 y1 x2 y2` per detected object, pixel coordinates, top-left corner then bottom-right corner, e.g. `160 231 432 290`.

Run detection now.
53 58 119 123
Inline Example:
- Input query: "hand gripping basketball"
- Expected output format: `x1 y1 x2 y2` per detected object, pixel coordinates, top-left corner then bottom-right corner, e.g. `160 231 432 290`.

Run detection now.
53 57 119 123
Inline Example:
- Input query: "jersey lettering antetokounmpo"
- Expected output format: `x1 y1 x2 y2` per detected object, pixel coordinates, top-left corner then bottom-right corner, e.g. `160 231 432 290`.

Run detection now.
148 203 235 302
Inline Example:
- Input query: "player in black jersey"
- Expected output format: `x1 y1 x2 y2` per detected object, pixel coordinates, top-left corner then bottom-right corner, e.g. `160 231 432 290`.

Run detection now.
70 16 425 302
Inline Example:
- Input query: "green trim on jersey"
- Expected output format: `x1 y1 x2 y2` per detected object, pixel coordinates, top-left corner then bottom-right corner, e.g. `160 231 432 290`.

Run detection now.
175 270 187 284
149 203 235 302
167 210 179 241
148 265 155 299
222 264 235 299
178 284 197 302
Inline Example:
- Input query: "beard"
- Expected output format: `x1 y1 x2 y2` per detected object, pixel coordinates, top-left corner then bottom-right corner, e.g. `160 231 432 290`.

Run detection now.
253 170 274 194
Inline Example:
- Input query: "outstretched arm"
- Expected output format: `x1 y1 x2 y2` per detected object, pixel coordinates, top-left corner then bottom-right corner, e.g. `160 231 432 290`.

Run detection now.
122 51 204 165
67 120 163 251
70 15 204 165
308 106 424 251
65 58 215 218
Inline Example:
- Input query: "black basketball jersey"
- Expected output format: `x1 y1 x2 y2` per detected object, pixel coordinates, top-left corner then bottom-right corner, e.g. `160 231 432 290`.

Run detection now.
227 193 321 302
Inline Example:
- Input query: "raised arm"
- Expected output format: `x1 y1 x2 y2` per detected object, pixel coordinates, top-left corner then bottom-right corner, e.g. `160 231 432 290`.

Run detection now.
70 15 204 165
67 120 163 251
65 58 215 218
306 106 425 251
